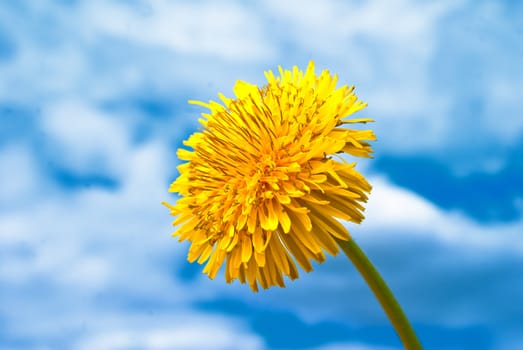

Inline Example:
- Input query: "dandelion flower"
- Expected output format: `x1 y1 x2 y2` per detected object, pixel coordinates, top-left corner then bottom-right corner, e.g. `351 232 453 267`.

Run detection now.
164 61 422 349
164 61 376 291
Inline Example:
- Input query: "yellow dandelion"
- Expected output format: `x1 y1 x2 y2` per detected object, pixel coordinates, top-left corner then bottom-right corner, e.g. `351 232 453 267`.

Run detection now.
164 61 375 291
164 61 422 349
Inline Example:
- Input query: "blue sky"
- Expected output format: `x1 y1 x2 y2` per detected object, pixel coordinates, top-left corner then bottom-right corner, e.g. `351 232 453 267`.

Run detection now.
1 0 522 349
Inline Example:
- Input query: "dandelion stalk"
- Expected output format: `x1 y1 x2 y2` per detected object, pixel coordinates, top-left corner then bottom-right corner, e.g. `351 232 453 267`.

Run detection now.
336 237 423 350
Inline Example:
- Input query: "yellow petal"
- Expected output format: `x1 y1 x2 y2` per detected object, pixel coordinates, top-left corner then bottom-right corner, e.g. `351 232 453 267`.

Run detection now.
268 237 291 276
203 248 226 279
254 250 266 267
236 213 248 231
286 201 312 231
197 244 214 264
246 256 258 287
253 227 272 253
258 205 270 231
247 207 258 234
241 235 253 263
309 204 351 241
265 199 279 231
280 233 313 272
276 203 291 233
230 244 242 269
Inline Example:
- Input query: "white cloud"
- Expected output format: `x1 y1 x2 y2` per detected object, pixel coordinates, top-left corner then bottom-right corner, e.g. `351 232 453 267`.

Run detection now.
0 145 40 205
82 0 276 62
364 176 523 252
0 0 277 108
485 75 523 143
57 256 111 289
0 139 181 293
40 100 131 177
264 0 449 57
75 317 265 350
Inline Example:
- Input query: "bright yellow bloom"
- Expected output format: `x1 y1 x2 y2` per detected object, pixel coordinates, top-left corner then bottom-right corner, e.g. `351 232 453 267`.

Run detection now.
164 61 375 291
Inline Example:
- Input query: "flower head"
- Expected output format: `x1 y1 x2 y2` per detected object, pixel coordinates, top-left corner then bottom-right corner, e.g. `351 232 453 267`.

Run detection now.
164 61 375 291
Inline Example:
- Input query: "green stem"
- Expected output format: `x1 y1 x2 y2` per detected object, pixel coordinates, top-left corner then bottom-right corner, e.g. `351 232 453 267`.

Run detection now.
335 237 423 350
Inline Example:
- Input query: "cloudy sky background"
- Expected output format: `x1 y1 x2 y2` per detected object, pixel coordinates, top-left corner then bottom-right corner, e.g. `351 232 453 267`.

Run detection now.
1 0 522 349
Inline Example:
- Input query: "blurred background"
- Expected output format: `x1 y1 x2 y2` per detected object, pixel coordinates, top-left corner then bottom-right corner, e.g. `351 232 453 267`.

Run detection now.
1 1 522 349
